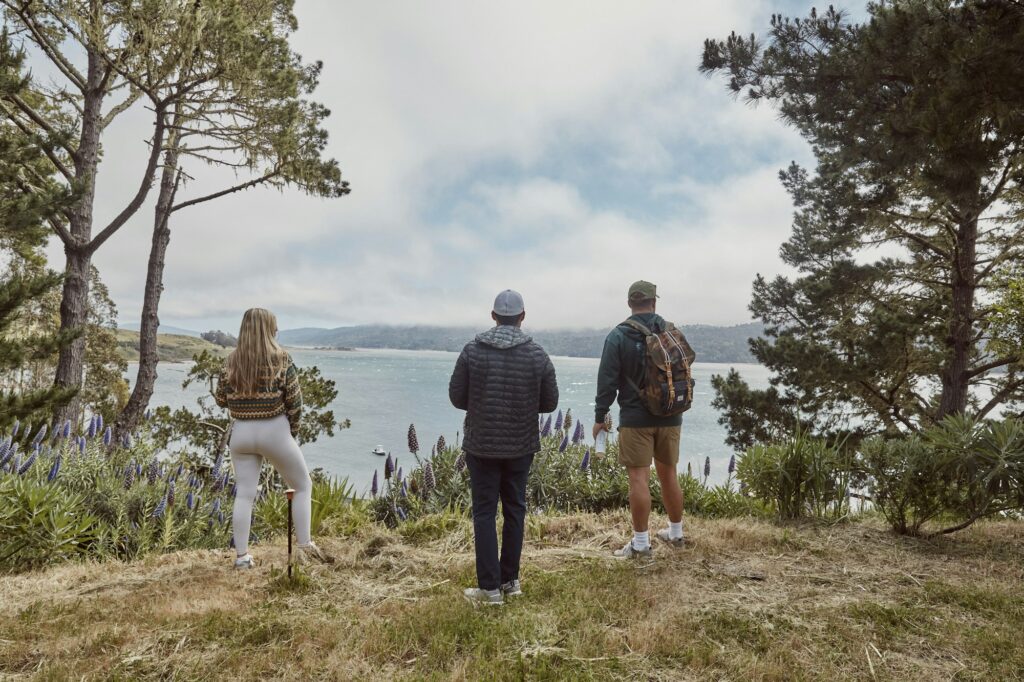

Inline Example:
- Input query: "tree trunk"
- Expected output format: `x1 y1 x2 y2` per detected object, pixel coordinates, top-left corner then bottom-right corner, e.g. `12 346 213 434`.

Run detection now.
115 143 181 437
52 50 105 426
937 214 978 419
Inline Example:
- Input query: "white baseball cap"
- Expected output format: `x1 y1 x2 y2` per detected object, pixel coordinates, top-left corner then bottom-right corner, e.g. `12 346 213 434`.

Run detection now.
493 289 525 316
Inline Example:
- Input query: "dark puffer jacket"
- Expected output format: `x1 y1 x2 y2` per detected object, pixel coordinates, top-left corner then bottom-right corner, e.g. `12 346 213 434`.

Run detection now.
448 326 559 459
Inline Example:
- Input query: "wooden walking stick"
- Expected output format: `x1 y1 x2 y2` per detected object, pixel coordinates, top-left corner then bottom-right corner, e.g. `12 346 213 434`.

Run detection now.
286 488 296 578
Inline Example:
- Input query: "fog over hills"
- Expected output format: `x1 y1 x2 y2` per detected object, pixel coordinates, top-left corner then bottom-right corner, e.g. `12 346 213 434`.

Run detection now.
278 323 762 363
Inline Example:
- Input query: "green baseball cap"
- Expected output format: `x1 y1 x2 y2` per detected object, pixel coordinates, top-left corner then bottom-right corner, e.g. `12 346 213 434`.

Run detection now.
628 280 658 302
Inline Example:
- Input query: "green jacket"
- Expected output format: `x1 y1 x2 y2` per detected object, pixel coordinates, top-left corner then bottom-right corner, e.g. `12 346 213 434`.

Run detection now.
594 313 683 429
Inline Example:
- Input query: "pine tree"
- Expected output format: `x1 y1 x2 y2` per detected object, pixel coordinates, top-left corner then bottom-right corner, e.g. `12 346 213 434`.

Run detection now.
702 1 1024 443
0 30 78 429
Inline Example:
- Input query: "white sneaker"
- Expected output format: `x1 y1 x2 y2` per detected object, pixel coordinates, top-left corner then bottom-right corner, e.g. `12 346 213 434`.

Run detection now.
234 554 256 570
295 541 335 565
612 540 653 560
463 587 503 606
500 579 523 598
656 528 686 548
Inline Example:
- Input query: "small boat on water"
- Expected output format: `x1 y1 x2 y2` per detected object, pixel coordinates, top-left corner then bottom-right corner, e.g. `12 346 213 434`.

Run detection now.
372 445 386 456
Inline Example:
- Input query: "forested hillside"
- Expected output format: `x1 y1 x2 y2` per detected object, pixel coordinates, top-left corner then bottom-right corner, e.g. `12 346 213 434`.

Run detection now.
279 323 761 363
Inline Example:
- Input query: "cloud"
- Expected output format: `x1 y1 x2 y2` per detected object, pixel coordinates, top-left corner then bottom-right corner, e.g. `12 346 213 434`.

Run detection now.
38 0 821 332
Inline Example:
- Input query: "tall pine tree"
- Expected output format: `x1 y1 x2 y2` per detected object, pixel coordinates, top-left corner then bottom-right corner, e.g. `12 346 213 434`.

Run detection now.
703 1 1024 445
0 31 78 429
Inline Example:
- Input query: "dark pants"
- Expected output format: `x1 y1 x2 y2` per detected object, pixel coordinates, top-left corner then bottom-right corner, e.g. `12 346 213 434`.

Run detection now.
465 452 534 591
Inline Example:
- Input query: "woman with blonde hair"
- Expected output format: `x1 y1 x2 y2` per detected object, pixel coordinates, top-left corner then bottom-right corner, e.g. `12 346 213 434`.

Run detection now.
214 308 331 569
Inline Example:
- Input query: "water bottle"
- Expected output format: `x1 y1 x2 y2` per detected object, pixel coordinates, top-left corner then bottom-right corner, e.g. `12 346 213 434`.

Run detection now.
595 429 608 454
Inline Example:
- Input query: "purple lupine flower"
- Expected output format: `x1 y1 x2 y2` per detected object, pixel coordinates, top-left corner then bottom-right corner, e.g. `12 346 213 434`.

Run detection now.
554 409 563 432
396 466 403 484
384 453 394 480
11 419 19 439
186 491 195 510
123 462 136 489
147 459 159 485
704 456 711 479
211 498 221 514
61 420 72 440
436 435 446 453
153 494 168 519
18 448 38 475
558 433 568 452
176 463 184 479
47 455 62 482
145 409 152 421
541 415 552 437
229 536 235 549
580 448 590 471
572 419 584 445
217 511 225 525
87 416 97 439
221 471 230 490
687 461 692 478
95 414 103 431
167 480 176 507
728 455 736 475
229 483 237 498
407 423 420 454
396 506 407 522
211 448 225 478
78 436 86 455
31 424 47 446
136 461 143 477
455 453 466 471
0 441 14 468
102 426 112 447
10 454 20 473
400 480 408 497
423 460 436 492
121 433 132 449
371 470 379 497
564 408 573 432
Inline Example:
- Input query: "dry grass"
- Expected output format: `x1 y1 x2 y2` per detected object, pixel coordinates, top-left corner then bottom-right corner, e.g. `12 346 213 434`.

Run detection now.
2 513 1023 681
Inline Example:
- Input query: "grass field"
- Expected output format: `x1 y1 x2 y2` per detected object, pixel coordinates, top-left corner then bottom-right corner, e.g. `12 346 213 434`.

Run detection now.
115 329 230 363
2 513 1023 681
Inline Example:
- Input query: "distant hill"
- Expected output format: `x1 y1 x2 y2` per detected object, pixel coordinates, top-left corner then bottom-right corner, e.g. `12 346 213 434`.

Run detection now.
116 330 230 363
120 323 201 338
279 323 762 363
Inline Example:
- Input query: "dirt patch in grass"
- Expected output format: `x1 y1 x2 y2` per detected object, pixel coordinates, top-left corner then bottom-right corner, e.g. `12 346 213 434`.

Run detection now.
2 514 1023 680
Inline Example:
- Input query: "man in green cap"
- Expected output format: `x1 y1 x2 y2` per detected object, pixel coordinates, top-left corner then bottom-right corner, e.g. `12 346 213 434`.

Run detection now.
593 280 690 559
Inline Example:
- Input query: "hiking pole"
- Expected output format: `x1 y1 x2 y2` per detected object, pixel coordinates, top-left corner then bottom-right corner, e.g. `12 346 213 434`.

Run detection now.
286 488 296 579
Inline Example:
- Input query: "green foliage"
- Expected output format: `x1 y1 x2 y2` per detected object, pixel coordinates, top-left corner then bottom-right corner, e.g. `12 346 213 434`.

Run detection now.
253 476 365 540
370 428 768 526
737 431 852 521
860 416 1024 536
703 1 1024 436
0 475 97 570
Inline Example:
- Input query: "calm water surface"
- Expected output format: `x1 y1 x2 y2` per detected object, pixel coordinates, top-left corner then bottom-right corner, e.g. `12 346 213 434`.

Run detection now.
135 348 770 494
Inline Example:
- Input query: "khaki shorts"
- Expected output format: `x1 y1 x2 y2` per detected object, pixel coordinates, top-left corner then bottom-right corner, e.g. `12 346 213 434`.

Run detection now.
617 426 681 468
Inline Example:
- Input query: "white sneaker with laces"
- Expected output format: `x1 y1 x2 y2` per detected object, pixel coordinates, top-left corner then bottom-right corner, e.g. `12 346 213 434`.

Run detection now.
234 554 256 570
501 579 523 598
612 540 653 560
463 587 504 606
656 528 686 548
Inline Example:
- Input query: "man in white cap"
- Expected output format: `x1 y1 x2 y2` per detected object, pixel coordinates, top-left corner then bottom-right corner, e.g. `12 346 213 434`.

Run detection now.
449 289 559 606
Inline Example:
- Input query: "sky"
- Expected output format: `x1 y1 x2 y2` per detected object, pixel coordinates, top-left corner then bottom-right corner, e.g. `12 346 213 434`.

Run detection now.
40 0 835 333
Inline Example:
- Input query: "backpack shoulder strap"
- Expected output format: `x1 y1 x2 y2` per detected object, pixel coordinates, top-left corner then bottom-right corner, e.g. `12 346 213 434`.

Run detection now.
621 319 653 336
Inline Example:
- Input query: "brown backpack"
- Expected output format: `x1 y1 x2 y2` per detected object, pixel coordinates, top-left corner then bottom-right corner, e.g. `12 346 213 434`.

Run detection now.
621 319 696 416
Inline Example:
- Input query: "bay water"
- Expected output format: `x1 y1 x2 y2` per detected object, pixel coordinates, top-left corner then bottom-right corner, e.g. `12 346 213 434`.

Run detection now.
136 348 770 494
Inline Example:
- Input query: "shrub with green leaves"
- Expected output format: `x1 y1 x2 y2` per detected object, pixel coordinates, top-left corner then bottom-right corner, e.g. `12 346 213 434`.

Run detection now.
860 416 1024 536
737 431 852 521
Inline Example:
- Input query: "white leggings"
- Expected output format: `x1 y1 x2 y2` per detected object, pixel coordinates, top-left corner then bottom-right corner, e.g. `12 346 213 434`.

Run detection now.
229 414 312 556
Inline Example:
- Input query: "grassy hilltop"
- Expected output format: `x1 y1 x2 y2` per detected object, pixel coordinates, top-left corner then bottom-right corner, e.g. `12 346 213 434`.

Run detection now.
2 513 1023 680
115 329 230 363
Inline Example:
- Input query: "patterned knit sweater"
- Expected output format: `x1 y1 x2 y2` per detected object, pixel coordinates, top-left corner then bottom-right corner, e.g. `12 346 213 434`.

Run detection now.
214 358 303 436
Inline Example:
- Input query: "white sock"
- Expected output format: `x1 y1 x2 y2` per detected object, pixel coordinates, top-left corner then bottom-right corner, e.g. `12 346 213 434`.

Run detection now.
669 521 684 540
633 530 650 550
